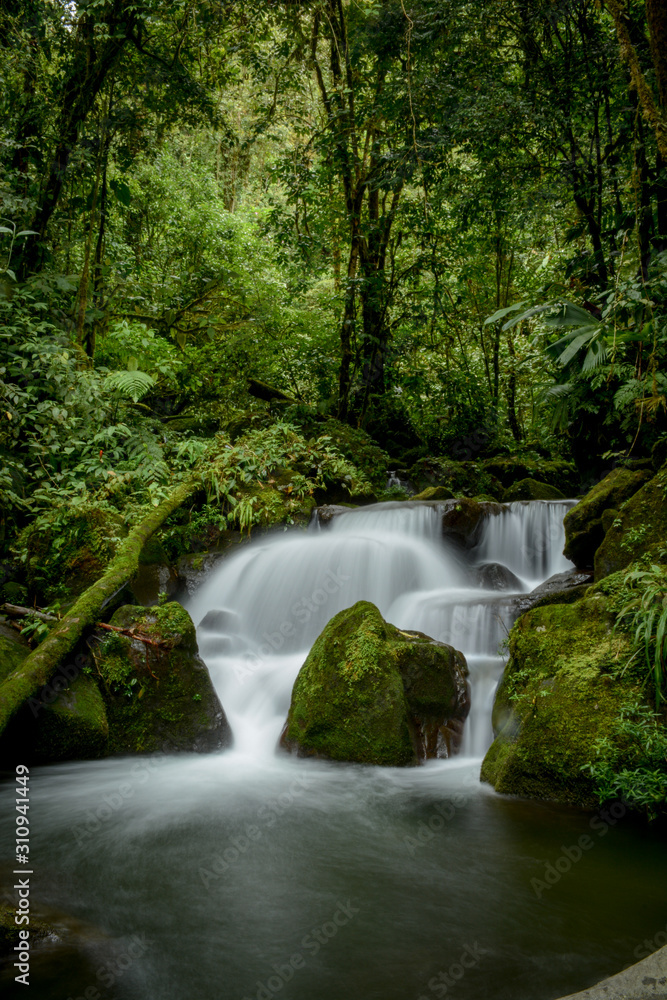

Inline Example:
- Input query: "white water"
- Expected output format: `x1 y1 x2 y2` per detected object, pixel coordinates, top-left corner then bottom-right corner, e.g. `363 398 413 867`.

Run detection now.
187 500 574 760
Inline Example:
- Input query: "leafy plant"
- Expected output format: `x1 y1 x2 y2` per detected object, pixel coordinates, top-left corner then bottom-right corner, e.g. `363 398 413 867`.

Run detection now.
616 560 667 707
582 701 667 818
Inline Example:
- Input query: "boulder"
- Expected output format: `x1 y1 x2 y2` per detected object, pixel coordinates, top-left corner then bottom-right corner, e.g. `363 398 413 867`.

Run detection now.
482 456 578 493
563 467 653 569
473 562 524 591
411 485 455 501
502 478 566 502
407 457 497 497
481 578 638 806
281 601 469 765
513 569 594 614
595 465 667 580
441 498 505 549
94 602 231 754
0 629 109 765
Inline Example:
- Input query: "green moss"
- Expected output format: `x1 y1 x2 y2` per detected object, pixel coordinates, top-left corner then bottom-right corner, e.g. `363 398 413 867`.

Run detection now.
411 485 455 501
482 456 578 492
96 603 230 754
481 593 638 806
563 466 653 569
0 630 29 682
502 478 566 502
595 468 667 580
31 674 108 762
15 501 127 602
283 602 469 765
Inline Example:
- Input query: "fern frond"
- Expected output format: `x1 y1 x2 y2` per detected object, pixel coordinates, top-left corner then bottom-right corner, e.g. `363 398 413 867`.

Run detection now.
106 369 155 403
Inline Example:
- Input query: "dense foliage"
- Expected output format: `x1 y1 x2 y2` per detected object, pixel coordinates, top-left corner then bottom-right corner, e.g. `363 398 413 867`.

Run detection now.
1 0 667 808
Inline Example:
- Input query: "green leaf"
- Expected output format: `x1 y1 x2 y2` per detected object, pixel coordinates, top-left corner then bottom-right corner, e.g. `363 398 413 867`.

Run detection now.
542 301 600 329
484 302 527 326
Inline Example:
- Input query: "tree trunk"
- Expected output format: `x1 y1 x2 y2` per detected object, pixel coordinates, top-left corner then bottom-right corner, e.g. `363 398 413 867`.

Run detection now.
0 479 199 740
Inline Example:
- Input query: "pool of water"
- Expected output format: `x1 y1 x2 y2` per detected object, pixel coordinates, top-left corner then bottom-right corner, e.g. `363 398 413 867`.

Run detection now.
1 752 665 1000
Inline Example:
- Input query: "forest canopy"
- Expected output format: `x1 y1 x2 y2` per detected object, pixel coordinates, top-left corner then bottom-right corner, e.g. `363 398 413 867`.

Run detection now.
1 0 666 558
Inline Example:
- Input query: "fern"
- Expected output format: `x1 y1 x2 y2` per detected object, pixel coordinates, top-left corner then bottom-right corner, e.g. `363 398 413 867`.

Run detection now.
106 368 155 403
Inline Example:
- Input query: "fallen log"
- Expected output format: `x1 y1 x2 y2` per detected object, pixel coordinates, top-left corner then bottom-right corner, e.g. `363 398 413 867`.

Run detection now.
247 378 297 404
0 478 199 739
1 604 58 622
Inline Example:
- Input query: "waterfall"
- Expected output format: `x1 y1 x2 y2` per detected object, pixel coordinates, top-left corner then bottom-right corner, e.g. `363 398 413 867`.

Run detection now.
187 499 574 760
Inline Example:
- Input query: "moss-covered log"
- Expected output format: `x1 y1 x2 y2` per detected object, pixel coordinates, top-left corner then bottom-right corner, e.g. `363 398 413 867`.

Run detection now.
0 479 199 739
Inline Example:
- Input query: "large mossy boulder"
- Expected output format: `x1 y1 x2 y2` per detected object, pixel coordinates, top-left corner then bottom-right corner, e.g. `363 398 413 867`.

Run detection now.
502 478 566 502
594 465 667 580
563 466 653 569
0 627 109 765
281 601 469 765
481 577 638 806
94 602 231 754
411 485 455 501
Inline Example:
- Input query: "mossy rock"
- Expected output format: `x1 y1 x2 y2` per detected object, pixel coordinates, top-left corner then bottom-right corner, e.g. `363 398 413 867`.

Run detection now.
281 601 469 765
238 472 317 531
482 456 578 493
0 626 30 678
502 478 566 502
481 585 638 806
95 602 231 755
0 629 109 765
594 466 667 580
29 674 109 763
563 466 653 569
411 485 455 501
440 497 505 549
17 502 127 603
408 457 495 497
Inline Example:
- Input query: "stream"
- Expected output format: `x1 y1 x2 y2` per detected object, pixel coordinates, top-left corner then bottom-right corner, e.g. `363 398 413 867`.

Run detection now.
1 500 666 1000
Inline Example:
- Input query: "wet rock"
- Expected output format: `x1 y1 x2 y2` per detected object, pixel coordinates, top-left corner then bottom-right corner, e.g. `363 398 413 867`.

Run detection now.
198 609 241 633
563 467 653 569
281 601 469 765
481 581 639 806
594 465 667 580
0 632 109 766
315 504 359 525
502 479 566 502
474 562 524 591
514 569 594 614
94 602 231 754
441 498 505 549
129 563 181 606
411 485 456 501
482 456 578 494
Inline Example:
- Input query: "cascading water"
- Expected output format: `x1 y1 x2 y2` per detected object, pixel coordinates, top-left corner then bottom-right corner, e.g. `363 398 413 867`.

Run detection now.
4 497 666 1000
188 499 575 760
